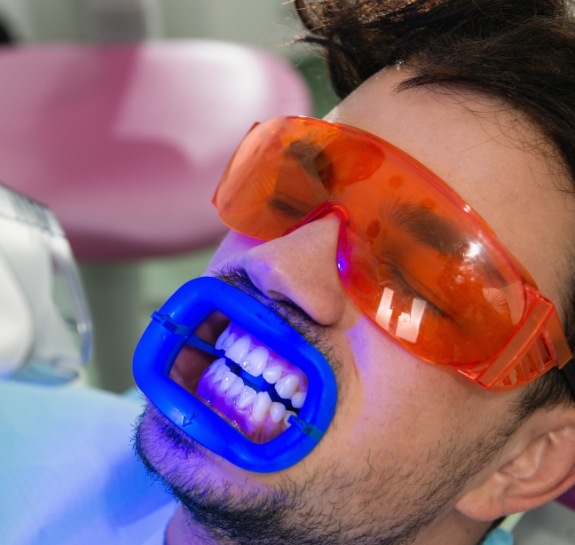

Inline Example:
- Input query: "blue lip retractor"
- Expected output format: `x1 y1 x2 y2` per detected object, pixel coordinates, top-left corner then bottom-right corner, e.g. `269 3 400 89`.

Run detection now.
133 276 338 473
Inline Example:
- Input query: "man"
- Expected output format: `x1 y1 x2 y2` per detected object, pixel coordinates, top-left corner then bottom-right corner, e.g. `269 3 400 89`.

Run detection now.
134 1 575 544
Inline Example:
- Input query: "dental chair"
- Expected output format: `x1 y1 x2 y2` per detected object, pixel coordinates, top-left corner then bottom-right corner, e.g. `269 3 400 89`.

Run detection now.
0 40 311 391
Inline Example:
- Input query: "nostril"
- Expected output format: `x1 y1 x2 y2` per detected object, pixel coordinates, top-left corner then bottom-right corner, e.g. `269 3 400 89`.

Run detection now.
238 216 346 327
264 290 301 308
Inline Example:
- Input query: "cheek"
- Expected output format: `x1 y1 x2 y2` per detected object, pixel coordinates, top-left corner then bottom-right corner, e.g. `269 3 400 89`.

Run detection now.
341 318 490 455
345 317 425 413
331 320 423 456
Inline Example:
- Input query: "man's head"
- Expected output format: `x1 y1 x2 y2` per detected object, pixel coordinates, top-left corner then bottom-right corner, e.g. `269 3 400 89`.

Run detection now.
134 1 575 544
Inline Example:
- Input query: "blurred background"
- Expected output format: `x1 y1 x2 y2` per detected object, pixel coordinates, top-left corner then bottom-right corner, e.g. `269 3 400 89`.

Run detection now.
0 0 338 114
0 0 338 392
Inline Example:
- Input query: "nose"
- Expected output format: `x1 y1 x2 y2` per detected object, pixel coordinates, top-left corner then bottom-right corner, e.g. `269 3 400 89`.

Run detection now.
238 214 348 327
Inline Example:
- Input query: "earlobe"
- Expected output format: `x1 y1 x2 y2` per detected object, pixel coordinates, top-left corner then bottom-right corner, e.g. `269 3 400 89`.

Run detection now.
456 408 575 521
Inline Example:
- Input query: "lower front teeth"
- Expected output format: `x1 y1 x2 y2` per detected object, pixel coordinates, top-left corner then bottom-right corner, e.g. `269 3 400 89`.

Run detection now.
252 391 272 422
218 371 239 395
227 374 244 397
270 402 287 423
237 385 257 409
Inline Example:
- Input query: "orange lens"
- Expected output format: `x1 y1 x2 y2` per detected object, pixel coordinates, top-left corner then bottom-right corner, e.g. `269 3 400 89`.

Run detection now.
212 116 572 390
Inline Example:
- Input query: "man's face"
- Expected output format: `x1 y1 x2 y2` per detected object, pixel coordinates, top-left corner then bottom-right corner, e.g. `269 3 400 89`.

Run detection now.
136 69 574 544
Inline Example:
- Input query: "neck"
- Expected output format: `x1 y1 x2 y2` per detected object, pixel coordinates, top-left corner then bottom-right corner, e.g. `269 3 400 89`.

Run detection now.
165 506 493 545
165 508 221 545
419 512 493 545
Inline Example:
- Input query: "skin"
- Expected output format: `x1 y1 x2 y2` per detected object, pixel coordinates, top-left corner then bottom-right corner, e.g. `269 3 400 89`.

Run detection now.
136 67 575 545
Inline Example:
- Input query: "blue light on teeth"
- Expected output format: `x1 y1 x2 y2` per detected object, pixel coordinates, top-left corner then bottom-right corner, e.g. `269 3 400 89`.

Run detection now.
133 276 338 473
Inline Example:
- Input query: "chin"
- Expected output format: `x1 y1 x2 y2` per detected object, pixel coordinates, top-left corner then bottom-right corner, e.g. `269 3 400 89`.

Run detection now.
134 402 271 492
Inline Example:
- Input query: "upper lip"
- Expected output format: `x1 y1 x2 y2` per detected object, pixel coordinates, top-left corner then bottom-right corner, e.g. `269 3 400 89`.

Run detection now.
212 270 320 344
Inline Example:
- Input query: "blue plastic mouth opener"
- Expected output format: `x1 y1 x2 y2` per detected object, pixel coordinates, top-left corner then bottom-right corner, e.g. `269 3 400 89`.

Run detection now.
133 276 338 472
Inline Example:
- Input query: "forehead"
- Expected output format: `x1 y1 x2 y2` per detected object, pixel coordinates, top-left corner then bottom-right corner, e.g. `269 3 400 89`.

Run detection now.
325 68 575 315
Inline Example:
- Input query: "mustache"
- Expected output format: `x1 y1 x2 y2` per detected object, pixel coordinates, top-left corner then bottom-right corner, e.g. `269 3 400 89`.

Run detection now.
212 266 341 375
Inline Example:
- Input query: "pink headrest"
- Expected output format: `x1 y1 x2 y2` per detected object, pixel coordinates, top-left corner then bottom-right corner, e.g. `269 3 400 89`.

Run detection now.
0 41 311 260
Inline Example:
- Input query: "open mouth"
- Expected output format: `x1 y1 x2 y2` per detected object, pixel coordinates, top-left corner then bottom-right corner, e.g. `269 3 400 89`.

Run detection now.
169 314 309 444
134 276 338 472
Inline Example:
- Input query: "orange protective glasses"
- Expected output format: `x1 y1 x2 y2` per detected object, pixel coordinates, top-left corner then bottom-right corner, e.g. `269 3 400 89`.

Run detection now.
212 116 573 391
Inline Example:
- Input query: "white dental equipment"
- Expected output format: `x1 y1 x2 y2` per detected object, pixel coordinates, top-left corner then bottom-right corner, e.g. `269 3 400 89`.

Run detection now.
0 183 91 383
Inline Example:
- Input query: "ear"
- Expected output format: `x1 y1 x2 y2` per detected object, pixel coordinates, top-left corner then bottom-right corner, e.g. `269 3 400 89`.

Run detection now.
456 405 575 521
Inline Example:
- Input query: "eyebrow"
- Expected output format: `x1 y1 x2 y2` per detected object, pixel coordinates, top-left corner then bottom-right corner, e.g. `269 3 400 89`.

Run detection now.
387 200 467 255
286 137 468 255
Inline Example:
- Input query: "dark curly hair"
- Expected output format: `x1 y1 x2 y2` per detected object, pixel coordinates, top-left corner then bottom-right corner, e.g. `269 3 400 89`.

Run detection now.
294 0 575 415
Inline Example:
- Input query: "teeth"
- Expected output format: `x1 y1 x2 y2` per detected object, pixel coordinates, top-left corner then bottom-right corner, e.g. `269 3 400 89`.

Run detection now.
225 335 251 363
275 374 299 399
221 331 236 351
262 365 282 384
215 324 232 350
227 375 244 398
252 391 272 422
218 371 240 395
208 323 310 428
239 347 268 377
204 357 225 379
291 391 307 409
212 359 228 383
270 402 287 423
236 386 257 409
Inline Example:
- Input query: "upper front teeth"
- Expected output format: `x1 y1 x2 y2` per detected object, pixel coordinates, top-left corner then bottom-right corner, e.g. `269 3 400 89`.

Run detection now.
215 323 234 351
291 392 306 409
238 347 268 377
224 334 250 362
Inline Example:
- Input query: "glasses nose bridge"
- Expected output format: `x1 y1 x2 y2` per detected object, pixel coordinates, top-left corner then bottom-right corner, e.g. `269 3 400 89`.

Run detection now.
288 200 349 233
287 201 350 261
